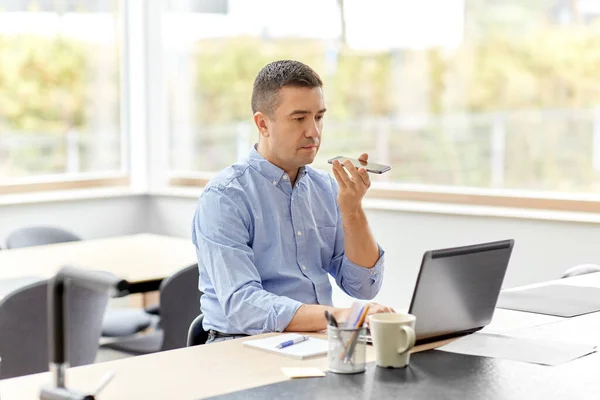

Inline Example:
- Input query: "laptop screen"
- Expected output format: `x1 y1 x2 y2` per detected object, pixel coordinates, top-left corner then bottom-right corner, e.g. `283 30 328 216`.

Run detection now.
408 239 514 344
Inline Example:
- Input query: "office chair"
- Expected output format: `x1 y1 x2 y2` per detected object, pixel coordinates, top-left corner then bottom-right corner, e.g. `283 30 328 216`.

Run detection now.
101 264 201 354
187 314 209 346
4 225 153 339
562 263 600 279
0 280 109 379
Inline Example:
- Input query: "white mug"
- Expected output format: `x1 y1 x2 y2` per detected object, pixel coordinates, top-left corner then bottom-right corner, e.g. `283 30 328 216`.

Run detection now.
369 312 416 368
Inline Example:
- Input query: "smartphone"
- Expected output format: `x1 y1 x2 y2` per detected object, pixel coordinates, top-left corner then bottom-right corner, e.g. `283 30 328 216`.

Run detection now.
327 156 391 174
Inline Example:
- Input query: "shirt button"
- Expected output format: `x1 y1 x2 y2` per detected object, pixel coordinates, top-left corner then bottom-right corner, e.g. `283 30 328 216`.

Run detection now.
302 265 307 270
283 175 288 180
297 231 302 236
272 181 277 185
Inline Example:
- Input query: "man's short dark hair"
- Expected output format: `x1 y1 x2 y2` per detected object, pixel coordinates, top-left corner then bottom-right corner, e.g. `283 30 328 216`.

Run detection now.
251 60 323 117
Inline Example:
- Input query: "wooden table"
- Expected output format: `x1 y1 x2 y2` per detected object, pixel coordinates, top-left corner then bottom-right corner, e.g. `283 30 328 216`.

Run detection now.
2 273 598 400
0 233 197 307
0 233 196 287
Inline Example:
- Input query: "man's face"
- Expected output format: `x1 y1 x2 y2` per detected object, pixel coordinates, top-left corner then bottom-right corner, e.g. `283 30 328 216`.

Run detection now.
262 86 326 171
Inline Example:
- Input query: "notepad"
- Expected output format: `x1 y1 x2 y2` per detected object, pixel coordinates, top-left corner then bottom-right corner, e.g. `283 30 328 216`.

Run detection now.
243 334 328 360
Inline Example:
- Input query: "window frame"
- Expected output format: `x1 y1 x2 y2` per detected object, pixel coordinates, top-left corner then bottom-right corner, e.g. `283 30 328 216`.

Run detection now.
0 174 130 195
0 0 135 195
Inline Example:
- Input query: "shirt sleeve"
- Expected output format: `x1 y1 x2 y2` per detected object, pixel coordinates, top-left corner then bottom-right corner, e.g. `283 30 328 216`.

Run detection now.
192 186 302 335
326 176 385 300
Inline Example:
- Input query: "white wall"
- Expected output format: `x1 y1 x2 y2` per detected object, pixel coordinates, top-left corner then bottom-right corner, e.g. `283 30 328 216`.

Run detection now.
149 195 600 310
0 194 150 246
4 193 600 311
147 195 198 239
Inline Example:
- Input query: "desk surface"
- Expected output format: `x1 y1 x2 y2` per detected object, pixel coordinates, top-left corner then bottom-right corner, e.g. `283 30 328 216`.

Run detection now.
1 273 598 400
0 233 196 284
210 344 600 400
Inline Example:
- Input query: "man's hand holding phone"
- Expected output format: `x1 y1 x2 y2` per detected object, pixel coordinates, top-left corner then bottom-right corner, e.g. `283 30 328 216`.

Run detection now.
330 155 385 268
331 153 373 216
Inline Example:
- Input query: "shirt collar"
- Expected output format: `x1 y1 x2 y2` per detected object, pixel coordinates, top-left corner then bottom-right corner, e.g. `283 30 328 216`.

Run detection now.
247 144 307 185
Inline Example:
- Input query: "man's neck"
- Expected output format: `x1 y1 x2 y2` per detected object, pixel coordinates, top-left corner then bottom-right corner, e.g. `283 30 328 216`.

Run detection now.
256 143 300 185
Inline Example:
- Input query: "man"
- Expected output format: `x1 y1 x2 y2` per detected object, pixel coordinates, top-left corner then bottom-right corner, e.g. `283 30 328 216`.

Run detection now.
192 60 393 344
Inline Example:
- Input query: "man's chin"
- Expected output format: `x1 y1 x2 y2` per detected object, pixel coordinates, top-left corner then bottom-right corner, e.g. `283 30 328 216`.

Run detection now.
305 157 316 165
298 149 318 165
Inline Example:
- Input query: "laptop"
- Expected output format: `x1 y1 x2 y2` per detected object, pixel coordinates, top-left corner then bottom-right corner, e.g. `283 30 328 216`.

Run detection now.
367 239 514 345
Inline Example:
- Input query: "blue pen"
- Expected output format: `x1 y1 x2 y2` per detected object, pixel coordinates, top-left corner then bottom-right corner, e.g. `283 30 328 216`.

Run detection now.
351 305 366 328
276 335 309 349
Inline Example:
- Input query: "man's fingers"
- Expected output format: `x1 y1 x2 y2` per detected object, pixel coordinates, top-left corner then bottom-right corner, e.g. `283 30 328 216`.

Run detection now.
368 303 396 314
358 167 370 187
335 160 353 186
342 159 362 185
358 153 369 162
331 162 347 189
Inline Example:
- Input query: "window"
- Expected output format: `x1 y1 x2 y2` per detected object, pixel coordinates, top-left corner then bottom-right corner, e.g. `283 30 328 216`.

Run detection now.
0 0 126 190
163 0 600 207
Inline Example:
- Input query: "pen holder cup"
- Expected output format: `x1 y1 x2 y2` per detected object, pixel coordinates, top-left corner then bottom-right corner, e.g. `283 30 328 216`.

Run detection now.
327 325 367 374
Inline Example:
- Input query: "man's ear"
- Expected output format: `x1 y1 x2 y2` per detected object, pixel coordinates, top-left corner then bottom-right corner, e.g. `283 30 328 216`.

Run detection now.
253 112 270 138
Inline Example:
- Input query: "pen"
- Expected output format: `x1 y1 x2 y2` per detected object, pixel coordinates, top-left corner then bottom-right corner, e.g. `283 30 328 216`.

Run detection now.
325 310 338 327
276 335 309 349
342 304 370 362
350 305 366 328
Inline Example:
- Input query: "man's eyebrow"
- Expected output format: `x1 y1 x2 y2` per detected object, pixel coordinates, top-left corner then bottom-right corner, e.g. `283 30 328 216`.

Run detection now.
288 108 328 116
289 110 311 116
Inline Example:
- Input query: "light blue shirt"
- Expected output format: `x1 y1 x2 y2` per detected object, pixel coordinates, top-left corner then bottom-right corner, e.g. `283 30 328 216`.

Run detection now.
191 146 385 335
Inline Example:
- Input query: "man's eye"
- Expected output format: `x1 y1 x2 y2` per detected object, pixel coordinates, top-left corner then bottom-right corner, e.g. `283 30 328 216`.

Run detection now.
316 115 324 121
295 117 305 122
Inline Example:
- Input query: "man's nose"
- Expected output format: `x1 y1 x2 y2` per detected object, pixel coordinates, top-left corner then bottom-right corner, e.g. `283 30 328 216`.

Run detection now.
306 120 320 138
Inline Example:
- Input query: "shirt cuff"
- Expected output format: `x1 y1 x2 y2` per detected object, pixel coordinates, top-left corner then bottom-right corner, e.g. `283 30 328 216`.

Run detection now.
265 296 303 333
342 244 385 282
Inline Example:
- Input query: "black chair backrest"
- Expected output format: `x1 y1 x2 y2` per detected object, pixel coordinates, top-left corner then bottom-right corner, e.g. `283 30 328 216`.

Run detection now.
159 264 202 351
0 280 108 379
187 314 209 346
5 226 81 249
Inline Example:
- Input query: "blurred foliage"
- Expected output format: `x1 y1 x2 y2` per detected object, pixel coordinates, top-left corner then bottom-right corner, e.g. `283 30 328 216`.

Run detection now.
0 32 123 178
188 22 600 123
464 23 600 111
191 37 393 126
0 35 86 133
0 35 89 177
185 22 600 190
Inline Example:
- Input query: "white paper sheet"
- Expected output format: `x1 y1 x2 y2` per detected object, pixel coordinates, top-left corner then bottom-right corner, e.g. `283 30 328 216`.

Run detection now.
437 332 597 366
